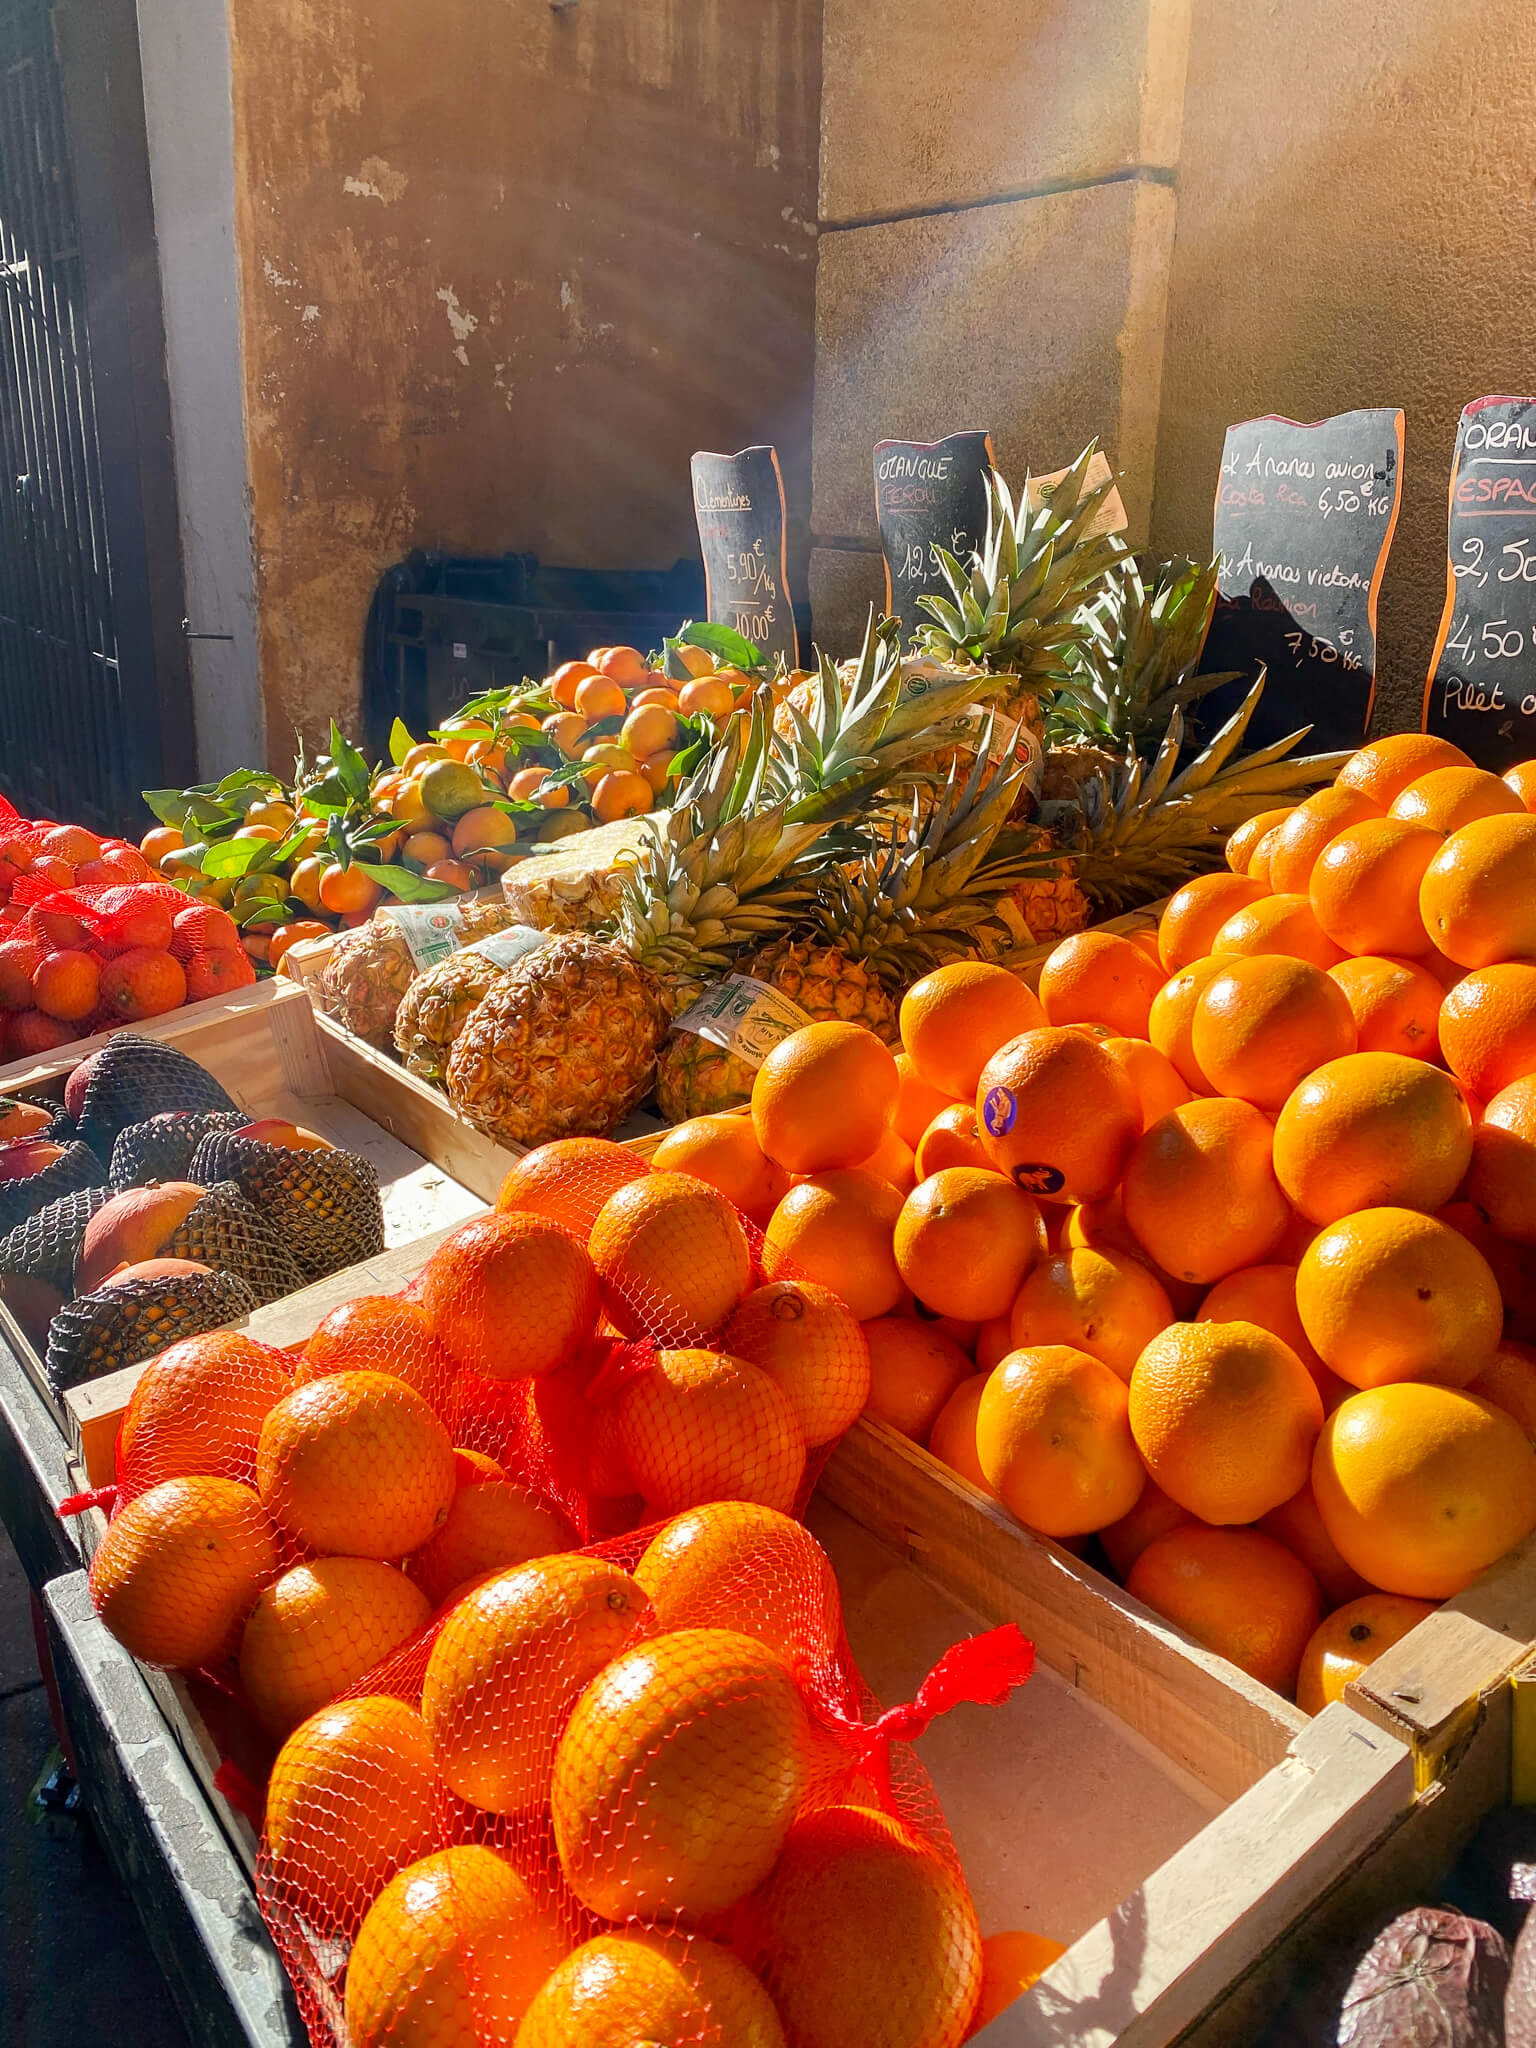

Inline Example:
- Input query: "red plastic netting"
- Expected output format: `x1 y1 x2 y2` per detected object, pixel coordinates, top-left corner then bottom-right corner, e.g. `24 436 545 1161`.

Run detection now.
69 1140 1032 2045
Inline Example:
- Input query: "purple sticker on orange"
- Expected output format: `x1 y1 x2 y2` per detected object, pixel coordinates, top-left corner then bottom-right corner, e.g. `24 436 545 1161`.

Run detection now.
982 1085 1016 1137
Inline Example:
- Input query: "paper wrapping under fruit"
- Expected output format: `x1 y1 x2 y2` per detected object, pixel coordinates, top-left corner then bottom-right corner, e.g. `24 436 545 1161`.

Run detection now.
76 1148 1036 2047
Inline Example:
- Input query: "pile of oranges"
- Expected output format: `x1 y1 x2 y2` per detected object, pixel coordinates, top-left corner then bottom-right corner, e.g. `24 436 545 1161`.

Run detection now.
650 732 1536 1711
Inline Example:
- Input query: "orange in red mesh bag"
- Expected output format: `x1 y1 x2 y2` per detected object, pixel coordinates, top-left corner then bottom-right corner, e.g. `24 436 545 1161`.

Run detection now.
420 1210 599 1379
296 1296 454 1411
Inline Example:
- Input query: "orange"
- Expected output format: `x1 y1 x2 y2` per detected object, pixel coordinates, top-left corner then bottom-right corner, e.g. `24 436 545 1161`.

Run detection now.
1127 1524 1321 1693
408 1472 576 1607
862 1315 975 1443
1243 825 1281 885
1257 1481 1373 1607
115 1332 292 1489
1272 1051 1472 1224
1307 817 1442 958
1148 953 1229 1089
1468 1340 1536 1446
239 1558 430 1738
1129 1319 1323 1523
318 862 383 917
928 1373 997 1497
89 1476 276 1669
33 947 98 1022
296 1295 452 1408
1190 955 1357 1112
549 658 600 706
855 1123 918 1193
761 1169 905 1321
1008 1246 1172 1381
344 1844 566 2048
1098 1477 1195 1579
1211 892 1345 969
495 1136 650 1237
589 1171 752 1343
422 1554 651 1813
1100 1036 1192 1129
616 1345 806 1516
634 1500 842 1672
899 960 1045 1100
976 1344 1145 1536
98 945 186 1020
257 1371 456 1557
974 1027 1141 1203
970 1930 1068 2032
893 1167 1047 1321
1440 1203 1536 1340
1121 1097 1289 1285
1506 759 1536 812
914 1100 990 1176
263 1696 439 1936
1327 954 1442 1060
1266 786 1384 895
518 1931 785 2048
1196 1263 1335 1394
1389 764 1522 833
893 1051 956 1148
1467 1074 1536 1243
650 1113 790 1226
737 1803 982 2048
1296 1207 1501 1389
551 1626 811 1920
1225 806 1292 874
1313 1383 1536 1597
420 1210 599 1378
1295 1592 1436 1715
1439 963 1536 1099
975 1314 1014 1370
1420 813 1536 967
1157 872 1267 972
721 1279 872 1447
1036 930 1164 1039
751 1022 899 1174
1337 732 1473 807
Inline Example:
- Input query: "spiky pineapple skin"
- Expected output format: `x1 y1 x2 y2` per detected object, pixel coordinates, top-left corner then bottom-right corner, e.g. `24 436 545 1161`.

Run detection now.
393 952 508 1084
445 935 668 1148
653 940 899 1123
317 923 418 1047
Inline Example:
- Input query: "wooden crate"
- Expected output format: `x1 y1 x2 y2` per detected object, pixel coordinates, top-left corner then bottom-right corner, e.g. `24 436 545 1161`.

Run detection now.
0 978 495 1456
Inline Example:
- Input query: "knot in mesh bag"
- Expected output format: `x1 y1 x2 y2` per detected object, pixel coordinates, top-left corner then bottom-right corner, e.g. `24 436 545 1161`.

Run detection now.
75 1034 239 1157
110 1109 248 1190
187 1133 384 1284
0 1183 114 1288
46 1266 257 1393
169 1181 308 1305
0 1139 107 1232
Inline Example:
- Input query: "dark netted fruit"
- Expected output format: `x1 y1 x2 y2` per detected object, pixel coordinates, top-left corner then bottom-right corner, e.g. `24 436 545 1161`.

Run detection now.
186 1134 383 1284
0 1184 115 1290
74 1035 238 1158
0 1141 107 1233
167 1181 306 1305
45 1267 258 1394
109 1109 246 1191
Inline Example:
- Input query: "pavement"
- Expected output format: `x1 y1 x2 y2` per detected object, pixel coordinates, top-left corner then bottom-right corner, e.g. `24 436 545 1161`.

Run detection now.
0 1528 189 2046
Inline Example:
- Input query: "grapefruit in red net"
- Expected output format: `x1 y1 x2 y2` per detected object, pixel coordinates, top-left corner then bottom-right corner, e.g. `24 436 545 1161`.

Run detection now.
419 1210 599 1378
495 1136 650 1237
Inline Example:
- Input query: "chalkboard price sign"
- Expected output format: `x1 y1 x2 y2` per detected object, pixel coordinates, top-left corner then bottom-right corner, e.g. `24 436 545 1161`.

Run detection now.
1423 397 1536 770
1198 409 1404 753
690 444 799 668
873 431 995 638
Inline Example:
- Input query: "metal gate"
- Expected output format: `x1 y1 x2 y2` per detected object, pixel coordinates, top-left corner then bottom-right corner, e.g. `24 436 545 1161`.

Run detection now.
0 0 191 833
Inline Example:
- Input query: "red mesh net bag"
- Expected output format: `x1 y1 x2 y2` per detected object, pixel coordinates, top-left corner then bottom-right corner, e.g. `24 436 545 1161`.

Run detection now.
64 1138 1031 2043
6 873 255 1027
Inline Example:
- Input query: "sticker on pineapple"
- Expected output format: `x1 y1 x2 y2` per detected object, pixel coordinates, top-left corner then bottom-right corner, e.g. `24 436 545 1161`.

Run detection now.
379 903 467 970
671 974 814 1068
464 927 551 972
981 1085 1017 1138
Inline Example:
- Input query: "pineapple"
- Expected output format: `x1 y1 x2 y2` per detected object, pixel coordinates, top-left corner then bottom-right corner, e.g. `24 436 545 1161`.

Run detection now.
500 816 657 937
392 951 508 1084
445 934 669 1148
316 900 518 1048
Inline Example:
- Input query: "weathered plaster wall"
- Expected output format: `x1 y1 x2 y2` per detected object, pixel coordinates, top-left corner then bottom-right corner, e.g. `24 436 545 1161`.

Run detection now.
1152 0 1536 736
227 0 820 748
809 0 1192 652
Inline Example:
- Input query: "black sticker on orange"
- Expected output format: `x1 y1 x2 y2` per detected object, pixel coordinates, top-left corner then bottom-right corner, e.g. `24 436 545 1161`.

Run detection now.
1012 1163 1066 1195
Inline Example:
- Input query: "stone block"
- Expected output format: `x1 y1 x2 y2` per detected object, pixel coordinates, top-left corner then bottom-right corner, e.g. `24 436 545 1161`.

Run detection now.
820 0 1190 223
813 179 1173 544
809 547 887 654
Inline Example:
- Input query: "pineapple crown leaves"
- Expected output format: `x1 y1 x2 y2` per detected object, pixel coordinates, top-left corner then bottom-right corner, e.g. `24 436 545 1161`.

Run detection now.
1048 554 1244 748
914 443 1127 681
